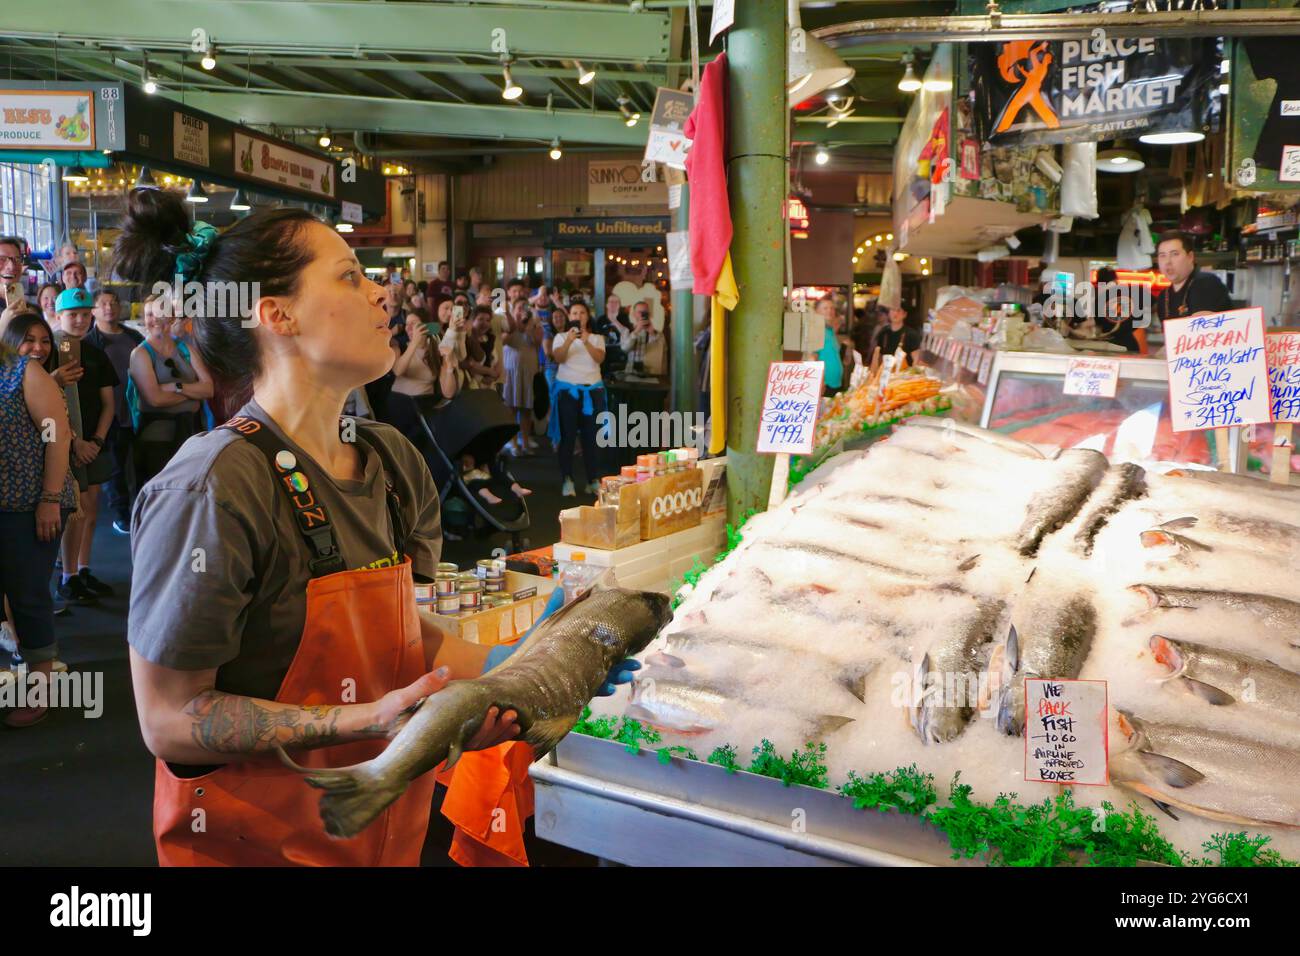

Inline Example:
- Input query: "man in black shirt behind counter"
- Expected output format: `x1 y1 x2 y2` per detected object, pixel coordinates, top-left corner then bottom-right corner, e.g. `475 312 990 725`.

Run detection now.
1154 231 1232 323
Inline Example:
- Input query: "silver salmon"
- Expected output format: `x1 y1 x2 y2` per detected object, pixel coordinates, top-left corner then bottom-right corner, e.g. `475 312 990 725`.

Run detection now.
992 595 1096 735
1130 585 1300 648
911 600 1006 745
1149 635 1300 720
1016 448 1109 556
280 585 671 838
1073 462 1147 555
1111 711 1300 829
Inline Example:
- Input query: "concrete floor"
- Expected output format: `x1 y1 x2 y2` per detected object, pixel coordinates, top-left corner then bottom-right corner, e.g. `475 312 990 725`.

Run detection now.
0 443 599 867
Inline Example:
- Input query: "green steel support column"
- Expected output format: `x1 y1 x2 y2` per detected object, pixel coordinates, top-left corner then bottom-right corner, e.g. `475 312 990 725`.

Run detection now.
725 0 786 522
670 183 697 417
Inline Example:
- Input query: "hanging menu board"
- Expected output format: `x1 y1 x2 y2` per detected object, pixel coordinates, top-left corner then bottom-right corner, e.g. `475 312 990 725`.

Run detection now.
756 361 824 455
1267 330 1300 423
1164 308 1271 433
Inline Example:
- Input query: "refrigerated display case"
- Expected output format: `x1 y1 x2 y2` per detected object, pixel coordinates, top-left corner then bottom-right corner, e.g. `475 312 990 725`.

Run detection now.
978 350 1231 467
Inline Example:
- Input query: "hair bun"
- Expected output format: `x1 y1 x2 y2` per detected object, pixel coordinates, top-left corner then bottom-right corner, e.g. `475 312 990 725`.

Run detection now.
112 187 194 287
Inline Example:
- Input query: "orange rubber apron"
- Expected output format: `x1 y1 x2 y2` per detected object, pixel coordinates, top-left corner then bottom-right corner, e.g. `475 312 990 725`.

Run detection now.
153 416 435 866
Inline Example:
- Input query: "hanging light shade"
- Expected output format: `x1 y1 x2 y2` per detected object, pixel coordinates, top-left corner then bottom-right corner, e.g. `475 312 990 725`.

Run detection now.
1097 146 1145 173
786 0 853 105
501 63 523 101
135 166 157 188
575 60 596 85
1139 130 1205 145
185 180 209 203
898 61 922 93
228 188 251 211
63 166 89 183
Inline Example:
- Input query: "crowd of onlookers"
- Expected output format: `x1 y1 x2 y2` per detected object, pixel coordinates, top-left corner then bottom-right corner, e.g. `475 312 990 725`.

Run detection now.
0 237 219 726
369 263 671 498
0 243 679 724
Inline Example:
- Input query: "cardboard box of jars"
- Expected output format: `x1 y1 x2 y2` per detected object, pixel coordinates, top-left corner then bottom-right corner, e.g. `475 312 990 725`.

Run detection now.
560 466 709 550
418 570 556 646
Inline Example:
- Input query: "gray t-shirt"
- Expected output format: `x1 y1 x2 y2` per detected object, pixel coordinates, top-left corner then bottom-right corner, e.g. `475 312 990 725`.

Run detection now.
128 400 441 701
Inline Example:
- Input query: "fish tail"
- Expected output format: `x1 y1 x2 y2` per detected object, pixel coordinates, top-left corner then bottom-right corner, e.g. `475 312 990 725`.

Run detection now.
275 746 407 839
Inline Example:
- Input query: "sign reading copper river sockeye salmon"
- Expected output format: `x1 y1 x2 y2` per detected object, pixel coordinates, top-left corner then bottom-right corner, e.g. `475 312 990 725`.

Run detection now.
757 361 824 455
969 30 1217 146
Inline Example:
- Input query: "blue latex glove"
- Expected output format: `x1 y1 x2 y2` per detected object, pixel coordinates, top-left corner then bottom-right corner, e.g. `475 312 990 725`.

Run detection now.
595 658 641 697
482 586 565 673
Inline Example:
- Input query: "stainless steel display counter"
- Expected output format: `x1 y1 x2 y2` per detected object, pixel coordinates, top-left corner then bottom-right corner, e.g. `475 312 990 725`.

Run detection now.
530 735 975 867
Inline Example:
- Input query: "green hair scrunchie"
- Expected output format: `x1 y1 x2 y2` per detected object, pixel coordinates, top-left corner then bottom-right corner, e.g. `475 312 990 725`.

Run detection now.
174 221 219 282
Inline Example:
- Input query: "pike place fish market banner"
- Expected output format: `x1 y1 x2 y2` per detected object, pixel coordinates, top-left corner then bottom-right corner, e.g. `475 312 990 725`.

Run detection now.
969 34 1216 146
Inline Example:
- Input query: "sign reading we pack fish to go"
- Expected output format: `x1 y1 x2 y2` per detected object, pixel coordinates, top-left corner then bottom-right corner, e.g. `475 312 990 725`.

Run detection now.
757 361 823 455
1266 330 1300 423
1024 678 1108 787
1164 307 1270 433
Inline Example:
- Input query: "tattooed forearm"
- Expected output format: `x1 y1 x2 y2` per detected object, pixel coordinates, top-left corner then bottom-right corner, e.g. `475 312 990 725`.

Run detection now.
183 691 347 754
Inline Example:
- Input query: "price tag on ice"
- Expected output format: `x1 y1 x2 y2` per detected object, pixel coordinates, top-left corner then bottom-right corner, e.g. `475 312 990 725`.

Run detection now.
1024 679 1108 786
1064 357 1120 398
1266 330 1300 423
756 360 824 455
1165 307 1271 433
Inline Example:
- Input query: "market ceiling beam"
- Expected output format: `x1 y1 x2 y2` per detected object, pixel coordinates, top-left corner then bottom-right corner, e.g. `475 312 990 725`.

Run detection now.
0 0 672 61
174 89 648 146
791 119 903 146
0 45 672 86
816 7 1300 46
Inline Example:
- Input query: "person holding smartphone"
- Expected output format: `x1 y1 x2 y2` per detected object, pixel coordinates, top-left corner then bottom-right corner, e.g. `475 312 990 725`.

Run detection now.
548 300 606 497
0 319 77 727
0 236 29 338
52 289 118 606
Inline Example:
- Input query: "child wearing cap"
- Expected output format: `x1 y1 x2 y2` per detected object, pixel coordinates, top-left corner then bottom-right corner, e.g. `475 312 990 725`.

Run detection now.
52 288 119 606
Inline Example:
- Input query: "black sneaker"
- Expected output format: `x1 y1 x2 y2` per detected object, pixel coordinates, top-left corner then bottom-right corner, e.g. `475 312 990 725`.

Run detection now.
112 520 130 536
78 568 115 597
56 576 98 606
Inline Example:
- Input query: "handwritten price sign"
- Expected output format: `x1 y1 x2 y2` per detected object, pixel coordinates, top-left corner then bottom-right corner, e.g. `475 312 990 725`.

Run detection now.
1024 678 1108 786
1165 308 1271 433
1064 357 1120 398
756 361 824 455
1266 331 1300 424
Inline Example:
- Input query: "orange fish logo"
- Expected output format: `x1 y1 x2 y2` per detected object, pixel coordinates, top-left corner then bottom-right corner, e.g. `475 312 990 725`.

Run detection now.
993 40 1060 134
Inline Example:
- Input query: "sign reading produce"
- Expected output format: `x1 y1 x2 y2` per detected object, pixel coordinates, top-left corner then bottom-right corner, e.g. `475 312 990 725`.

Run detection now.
0 91 93 149
757 361 823 455
1164 308 1271 433
1024 678 1108 786
233 131 334 199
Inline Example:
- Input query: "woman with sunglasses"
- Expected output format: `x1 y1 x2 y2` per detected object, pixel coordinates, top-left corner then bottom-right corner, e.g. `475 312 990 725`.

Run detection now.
128 294 215 489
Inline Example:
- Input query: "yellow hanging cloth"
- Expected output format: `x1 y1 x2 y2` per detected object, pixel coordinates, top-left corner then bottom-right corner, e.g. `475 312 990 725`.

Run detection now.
709 252 739 455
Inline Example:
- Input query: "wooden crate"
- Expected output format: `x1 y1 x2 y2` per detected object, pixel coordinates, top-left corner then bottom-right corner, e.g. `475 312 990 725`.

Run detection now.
419 570 556 646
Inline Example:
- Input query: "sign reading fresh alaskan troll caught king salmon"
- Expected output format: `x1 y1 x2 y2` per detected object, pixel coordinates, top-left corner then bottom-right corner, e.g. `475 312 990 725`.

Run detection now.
1164 308 1271 433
